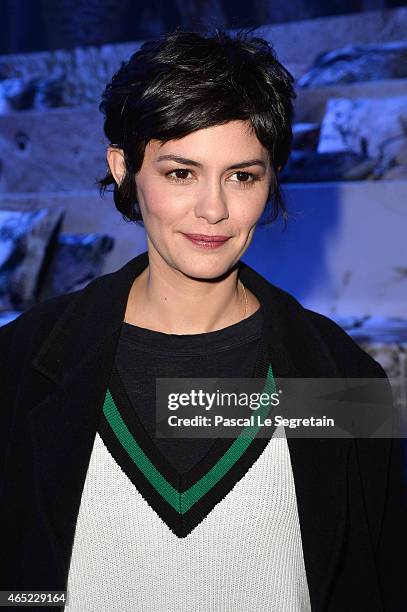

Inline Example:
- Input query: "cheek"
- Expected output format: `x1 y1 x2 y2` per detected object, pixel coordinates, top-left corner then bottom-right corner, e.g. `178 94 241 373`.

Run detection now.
233 191 268 227
136 178 165 212
137 181 185 225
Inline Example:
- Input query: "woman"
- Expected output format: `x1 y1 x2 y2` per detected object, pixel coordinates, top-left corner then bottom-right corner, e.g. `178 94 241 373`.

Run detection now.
0 29 406 612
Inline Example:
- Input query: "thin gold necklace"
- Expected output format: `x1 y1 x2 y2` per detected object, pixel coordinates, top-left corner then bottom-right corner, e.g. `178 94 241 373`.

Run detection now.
238 279 248 319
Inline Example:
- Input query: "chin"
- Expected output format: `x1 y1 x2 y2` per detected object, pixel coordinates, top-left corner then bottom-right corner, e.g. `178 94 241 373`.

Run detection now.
174 256 238 281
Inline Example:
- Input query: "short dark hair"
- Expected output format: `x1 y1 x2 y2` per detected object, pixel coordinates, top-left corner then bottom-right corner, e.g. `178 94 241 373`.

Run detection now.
97 28 296 228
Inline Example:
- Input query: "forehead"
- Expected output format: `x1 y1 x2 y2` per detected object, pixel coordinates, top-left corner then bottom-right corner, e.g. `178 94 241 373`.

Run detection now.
144 120 267 163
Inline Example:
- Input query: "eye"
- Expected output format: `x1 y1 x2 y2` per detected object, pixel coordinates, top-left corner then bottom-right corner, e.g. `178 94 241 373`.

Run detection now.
230 171 258 186
166 168 192 182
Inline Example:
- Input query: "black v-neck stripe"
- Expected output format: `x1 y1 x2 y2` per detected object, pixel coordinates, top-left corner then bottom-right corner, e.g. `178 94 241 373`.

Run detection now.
97 326 278 537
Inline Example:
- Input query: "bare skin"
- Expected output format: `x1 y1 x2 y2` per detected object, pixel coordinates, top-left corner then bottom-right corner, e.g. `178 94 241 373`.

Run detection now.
123 265 260 333
107 120 275 335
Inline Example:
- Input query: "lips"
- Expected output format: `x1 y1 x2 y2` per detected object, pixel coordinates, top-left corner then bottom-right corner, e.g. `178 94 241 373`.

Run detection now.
181 233 231 249
182 233 230 242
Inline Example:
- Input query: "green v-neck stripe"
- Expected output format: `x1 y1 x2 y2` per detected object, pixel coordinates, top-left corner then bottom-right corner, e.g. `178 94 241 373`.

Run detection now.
102 392 180 509
102 363 276 514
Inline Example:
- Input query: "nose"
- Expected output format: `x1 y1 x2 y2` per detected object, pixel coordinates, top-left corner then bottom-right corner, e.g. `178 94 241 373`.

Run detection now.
194 178 229 224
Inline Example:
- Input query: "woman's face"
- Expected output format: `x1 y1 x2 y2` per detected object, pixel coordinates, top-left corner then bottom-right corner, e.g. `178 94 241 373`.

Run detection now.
115 119 273 280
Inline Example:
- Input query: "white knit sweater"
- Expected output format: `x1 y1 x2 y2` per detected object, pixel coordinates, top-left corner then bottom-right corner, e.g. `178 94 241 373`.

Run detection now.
65 424 311 611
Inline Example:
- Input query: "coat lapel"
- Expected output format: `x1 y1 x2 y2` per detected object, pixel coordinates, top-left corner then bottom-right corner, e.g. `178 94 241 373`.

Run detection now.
238 260 351 611
29 250 350 610
29 252 149 585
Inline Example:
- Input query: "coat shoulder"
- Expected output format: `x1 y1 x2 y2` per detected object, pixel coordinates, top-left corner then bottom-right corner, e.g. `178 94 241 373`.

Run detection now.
303 308 387 379
0 290 83 360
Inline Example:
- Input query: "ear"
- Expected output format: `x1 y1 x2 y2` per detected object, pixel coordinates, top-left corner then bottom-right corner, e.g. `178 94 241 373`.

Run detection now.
107 147 126 185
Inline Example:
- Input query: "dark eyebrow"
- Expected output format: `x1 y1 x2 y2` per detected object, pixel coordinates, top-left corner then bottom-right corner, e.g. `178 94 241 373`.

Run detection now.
154 154 266 171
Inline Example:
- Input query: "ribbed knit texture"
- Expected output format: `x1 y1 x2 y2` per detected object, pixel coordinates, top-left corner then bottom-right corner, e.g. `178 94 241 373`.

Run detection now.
65 424 312 611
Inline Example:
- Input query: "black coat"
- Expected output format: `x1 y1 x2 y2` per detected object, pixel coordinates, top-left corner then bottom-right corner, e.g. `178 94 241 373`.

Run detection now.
1 250 406 611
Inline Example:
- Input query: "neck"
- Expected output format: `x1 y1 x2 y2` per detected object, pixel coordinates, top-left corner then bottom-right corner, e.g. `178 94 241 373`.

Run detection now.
124 253 249 335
